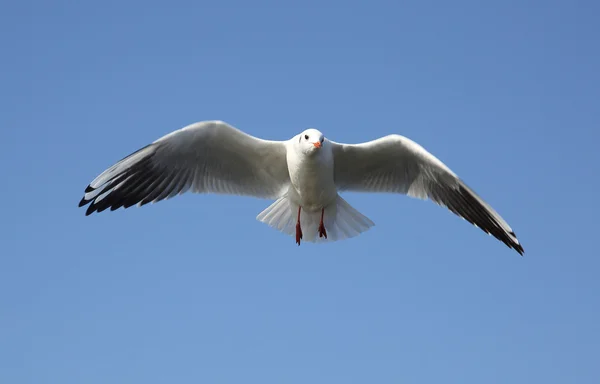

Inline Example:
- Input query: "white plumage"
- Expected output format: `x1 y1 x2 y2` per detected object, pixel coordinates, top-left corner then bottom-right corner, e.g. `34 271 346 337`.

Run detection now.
79 120 524 255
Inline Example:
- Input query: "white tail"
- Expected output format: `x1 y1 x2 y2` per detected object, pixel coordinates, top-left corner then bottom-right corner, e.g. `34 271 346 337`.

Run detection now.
256 194 375 243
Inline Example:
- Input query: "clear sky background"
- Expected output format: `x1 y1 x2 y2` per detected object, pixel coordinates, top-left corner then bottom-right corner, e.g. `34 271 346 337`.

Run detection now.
2 0 599 383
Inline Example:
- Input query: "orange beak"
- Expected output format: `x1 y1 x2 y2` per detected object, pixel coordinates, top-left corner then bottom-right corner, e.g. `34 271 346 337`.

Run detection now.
313 141 322 148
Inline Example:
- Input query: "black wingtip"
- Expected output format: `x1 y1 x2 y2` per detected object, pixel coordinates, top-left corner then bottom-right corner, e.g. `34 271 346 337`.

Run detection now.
80 185 95 209
85 203 97 216
509 240 525 256
509 232 525 256
515 245 525 256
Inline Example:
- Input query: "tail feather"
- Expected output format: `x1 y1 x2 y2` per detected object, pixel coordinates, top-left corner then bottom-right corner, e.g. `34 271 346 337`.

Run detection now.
256 194 374 243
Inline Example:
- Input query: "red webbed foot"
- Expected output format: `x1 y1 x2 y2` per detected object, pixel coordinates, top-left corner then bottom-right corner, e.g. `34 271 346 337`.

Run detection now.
318 207 327 239
296 206 303 245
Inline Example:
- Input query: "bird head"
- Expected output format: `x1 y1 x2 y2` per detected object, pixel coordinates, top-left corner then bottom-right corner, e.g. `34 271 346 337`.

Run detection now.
297 128 325 156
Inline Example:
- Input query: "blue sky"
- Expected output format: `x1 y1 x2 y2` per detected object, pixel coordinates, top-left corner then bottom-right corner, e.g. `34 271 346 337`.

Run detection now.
2 0 599 383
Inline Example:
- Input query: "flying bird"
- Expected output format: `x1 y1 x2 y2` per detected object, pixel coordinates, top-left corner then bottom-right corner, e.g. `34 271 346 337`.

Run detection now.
79 120 524 255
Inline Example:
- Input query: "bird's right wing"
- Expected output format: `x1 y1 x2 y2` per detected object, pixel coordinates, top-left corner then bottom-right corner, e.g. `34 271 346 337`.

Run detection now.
330 135 524 255
79 120 290 215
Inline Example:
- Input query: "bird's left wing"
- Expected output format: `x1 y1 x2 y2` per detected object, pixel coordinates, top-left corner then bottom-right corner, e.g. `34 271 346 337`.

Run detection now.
79 120 290 215
329 135 524 255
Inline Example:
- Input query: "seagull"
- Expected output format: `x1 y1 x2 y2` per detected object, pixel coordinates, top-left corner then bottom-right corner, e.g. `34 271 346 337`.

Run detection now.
79 120 524 255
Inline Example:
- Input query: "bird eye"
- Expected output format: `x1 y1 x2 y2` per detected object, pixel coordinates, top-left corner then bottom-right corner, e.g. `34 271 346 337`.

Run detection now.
304 135 309 140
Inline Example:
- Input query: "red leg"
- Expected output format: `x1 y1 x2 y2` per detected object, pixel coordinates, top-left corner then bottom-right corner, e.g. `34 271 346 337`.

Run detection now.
318 207 327 239
296 206 303 245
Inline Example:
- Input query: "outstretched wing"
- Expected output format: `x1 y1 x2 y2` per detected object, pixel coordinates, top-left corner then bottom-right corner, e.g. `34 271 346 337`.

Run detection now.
79 120 290 215
330 135 524 255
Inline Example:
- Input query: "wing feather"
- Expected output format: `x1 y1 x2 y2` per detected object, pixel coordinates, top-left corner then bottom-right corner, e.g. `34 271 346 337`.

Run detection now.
330 135 524 255
79 120 290 215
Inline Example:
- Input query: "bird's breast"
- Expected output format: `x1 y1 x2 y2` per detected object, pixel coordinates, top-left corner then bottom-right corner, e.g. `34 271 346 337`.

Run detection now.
287 154 336 211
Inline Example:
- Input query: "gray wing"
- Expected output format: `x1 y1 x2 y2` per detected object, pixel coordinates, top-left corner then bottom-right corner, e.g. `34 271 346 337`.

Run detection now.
330 135 524 255
79 120 290 216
